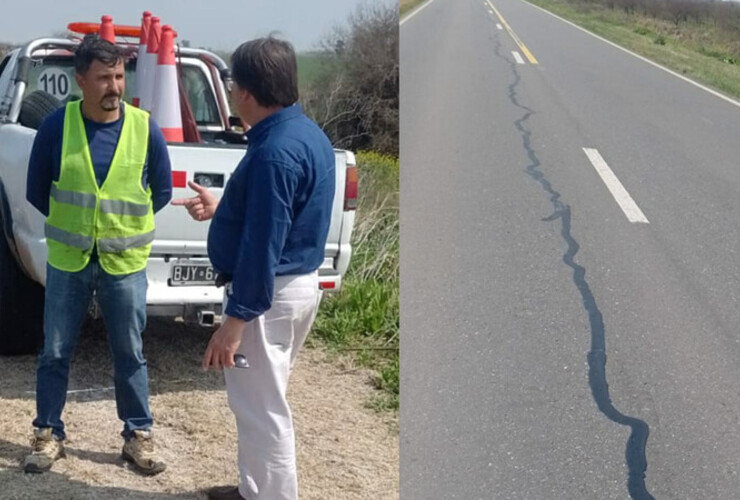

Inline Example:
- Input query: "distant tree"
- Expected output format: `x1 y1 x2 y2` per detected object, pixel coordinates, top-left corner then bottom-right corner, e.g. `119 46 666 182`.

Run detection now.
615 0 638 15
667 0 692 27
302 2 399 156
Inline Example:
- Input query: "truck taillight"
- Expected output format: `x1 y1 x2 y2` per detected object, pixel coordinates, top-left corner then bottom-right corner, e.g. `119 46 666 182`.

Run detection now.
344 165 358 211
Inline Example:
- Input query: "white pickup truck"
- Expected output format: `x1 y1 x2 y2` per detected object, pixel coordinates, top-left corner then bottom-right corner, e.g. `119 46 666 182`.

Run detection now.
0 36 356 355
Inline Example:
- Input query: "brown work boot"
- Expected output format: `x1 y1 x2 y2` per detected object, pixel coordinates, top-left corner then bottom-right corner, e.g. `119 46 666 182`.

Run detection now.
205 486 246 500
121 429 166 475
23 427 65 473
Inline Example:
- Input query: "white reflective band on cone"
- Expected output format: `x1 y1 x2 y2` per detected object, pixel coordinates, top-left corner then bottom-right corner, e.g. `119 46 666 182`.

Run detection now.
133 45 148 107
151 67 182 140
141 17 160 112
133 11 151 108
151 25 183 142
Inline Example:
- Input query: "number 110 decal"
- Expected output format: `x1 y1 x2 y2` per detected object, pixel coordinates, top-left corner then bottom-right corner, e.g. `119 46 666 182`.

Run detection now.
37 68 71 100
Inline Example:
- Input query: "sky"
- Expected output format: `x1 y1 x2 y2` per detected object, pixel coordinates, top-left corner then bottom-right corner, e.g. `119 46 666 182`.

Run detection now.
0 0 396 52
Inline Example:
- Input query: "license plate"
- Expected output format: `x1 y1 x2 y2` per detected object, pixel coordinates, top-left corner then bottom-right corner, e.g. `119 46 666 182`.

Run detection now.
169 261 215 286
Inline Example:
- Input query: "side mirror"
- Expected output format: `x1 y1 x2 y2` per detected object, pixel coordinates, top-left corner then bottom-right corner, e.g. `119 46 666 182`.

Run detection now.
215 116 248 144
228 115 242 129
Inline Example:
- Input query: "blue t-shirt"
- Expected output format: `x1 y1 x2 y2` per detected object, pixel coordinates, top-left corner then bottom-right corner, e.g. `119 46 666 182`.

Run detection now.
26 104 173 217
208 104 335 322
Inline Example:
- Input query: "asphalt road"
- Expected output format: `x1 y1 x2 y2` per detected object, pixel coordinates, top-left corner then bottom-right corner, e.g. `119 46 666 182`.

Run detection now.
400 0 740 498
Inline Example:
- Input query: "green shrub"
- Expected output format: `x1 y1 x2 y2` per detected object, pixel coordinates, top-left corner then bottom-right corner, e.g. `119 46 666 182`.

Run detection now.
312 151 399 411
313 279 398 346
634 26 651 36
367 357 399 411
301 4 399 156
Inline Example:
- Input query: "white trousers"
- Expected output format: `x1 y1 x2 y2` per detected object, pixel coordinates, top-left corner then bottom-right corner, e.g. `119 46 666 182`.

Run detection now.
223 272 321 500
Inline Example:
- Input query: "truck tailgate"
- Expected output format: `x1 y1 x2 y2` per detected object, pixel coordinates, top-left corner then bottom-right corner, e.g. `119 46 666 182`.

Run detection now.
152 144 244 253
153 144 346 265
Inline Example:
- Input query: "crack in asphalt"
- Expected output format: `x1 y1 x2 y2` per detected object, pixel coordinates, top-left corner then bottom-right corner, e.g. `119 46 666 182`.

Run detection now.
491 24 655 500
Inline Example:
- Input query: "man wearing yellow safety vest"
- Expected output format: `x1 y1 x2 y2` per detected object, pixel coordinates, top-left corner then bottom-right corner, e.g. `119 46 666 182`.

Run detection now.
23 34 172 475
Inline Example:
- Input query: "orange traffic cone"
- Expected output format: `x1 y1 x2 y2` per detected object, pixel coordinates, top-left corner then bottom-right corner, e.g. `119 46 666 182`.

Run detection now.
151 25 183 142
133 11 151 108
99 15 115 43
140 16 161 112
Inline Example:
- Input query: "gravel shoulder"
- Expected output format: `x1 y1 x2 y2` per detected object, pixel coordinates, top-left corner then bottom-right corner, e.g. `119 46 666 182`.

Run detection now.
0 318 398 499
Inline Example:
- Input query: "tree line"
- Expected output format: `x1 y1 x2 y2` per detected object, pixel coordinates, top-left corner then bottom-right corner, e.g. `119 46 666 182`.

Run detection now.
301 3 399 157
574 0 740 45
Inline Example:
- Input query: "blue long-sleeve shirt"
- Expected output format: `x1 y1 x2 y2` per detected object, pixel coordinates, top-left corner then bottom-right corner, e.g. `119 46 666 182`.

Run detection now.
208 104 335 322
26 104 173 217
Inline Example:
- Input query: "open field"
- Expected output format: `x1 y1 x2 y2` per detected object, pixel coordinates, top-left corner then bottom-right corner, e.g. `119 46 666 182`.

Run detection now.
527 0 740 99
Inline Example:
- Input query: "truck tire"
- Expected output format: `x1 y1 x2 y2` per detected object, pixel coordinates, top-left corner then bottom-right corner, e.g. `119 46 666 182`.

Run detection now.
18 90 63 130
0 200 44 356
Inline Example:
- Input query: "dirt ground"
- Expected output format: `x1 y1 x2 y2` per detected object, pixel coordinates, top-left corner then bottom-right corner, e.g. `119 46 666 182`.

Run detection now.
0 318 398 499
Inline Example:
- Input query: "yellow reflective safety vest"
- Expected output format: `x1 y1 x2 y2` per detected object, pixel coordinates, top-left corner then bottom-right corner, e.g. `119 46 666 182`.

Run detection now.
45 101 155 275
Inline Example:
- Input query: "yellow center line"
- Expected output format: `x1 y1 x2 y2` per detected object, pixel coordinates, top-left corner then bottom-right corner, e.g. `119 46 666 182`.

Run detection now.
485 0 538 64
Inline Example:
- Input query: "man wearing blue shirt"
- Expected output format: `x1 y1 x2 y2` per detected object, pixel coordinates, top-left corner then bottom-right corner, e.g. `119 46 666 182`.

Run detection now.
173 37 335 500
23 35 171 476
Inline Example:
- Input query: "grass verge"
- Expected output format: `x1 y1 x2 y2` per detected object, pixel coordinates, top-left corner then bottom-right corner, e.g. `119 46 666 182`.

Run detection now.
525 0 740 100
311 151 399 411
401 0 428 18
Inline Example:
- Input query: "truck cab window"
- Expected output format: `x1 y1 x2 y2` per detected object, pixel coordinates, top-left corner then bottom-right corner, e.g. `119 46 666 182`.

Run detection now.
180 65 220 127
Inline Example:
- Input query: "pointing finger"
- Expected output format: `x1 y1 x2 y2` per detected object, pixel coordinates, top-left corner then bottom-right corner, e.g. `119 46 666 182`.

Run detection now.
187 181 207 194
170 197 192 206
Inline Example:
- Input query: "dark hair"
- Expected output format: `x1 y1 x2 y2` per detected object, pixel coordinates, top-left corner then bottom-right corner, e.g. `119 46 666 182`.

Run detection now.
74 34 124 75
230 36 298 107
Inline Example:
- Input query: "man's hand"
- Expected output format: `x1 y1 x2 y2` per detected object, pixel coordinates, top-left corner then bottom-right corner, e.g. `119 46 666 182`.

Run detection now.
202 315 247 371
171 181 218 221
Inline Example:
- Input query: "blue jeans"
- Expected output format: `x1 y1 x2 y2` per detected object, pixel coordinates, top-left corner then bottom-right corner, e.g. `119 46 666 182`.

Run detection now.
33 262 152 440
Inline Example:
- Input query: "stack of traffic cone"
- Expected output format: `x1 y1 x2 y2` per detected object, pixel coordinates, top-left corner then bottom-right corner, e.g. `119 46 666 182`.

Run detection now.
98 15 115 43
151 25 183 142
140 16 161 112
132 11 151 108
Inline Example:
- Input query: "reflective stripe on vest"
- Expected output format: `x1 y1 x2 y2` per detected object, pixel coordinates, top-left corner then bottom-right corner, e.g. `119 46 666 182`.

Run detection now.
98 230 156 252
44 223 94 250
52 186 149 217
99 199 150 217
50 185 97 209
45 101 154 274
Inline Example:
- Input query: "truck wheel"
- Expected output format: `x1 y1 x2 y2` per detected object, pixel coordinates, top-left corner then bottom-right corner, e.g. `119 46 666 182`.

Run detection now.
0 215 44 356
18 90 63 130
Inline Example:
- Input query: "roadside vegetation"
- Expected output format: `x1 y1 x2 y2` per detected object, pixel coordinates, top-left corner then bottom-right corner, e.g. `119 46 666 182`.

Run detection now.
302 3 398 157
310 152 399 411
301 3 399 411
526 0 740 99
401 0 428 17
